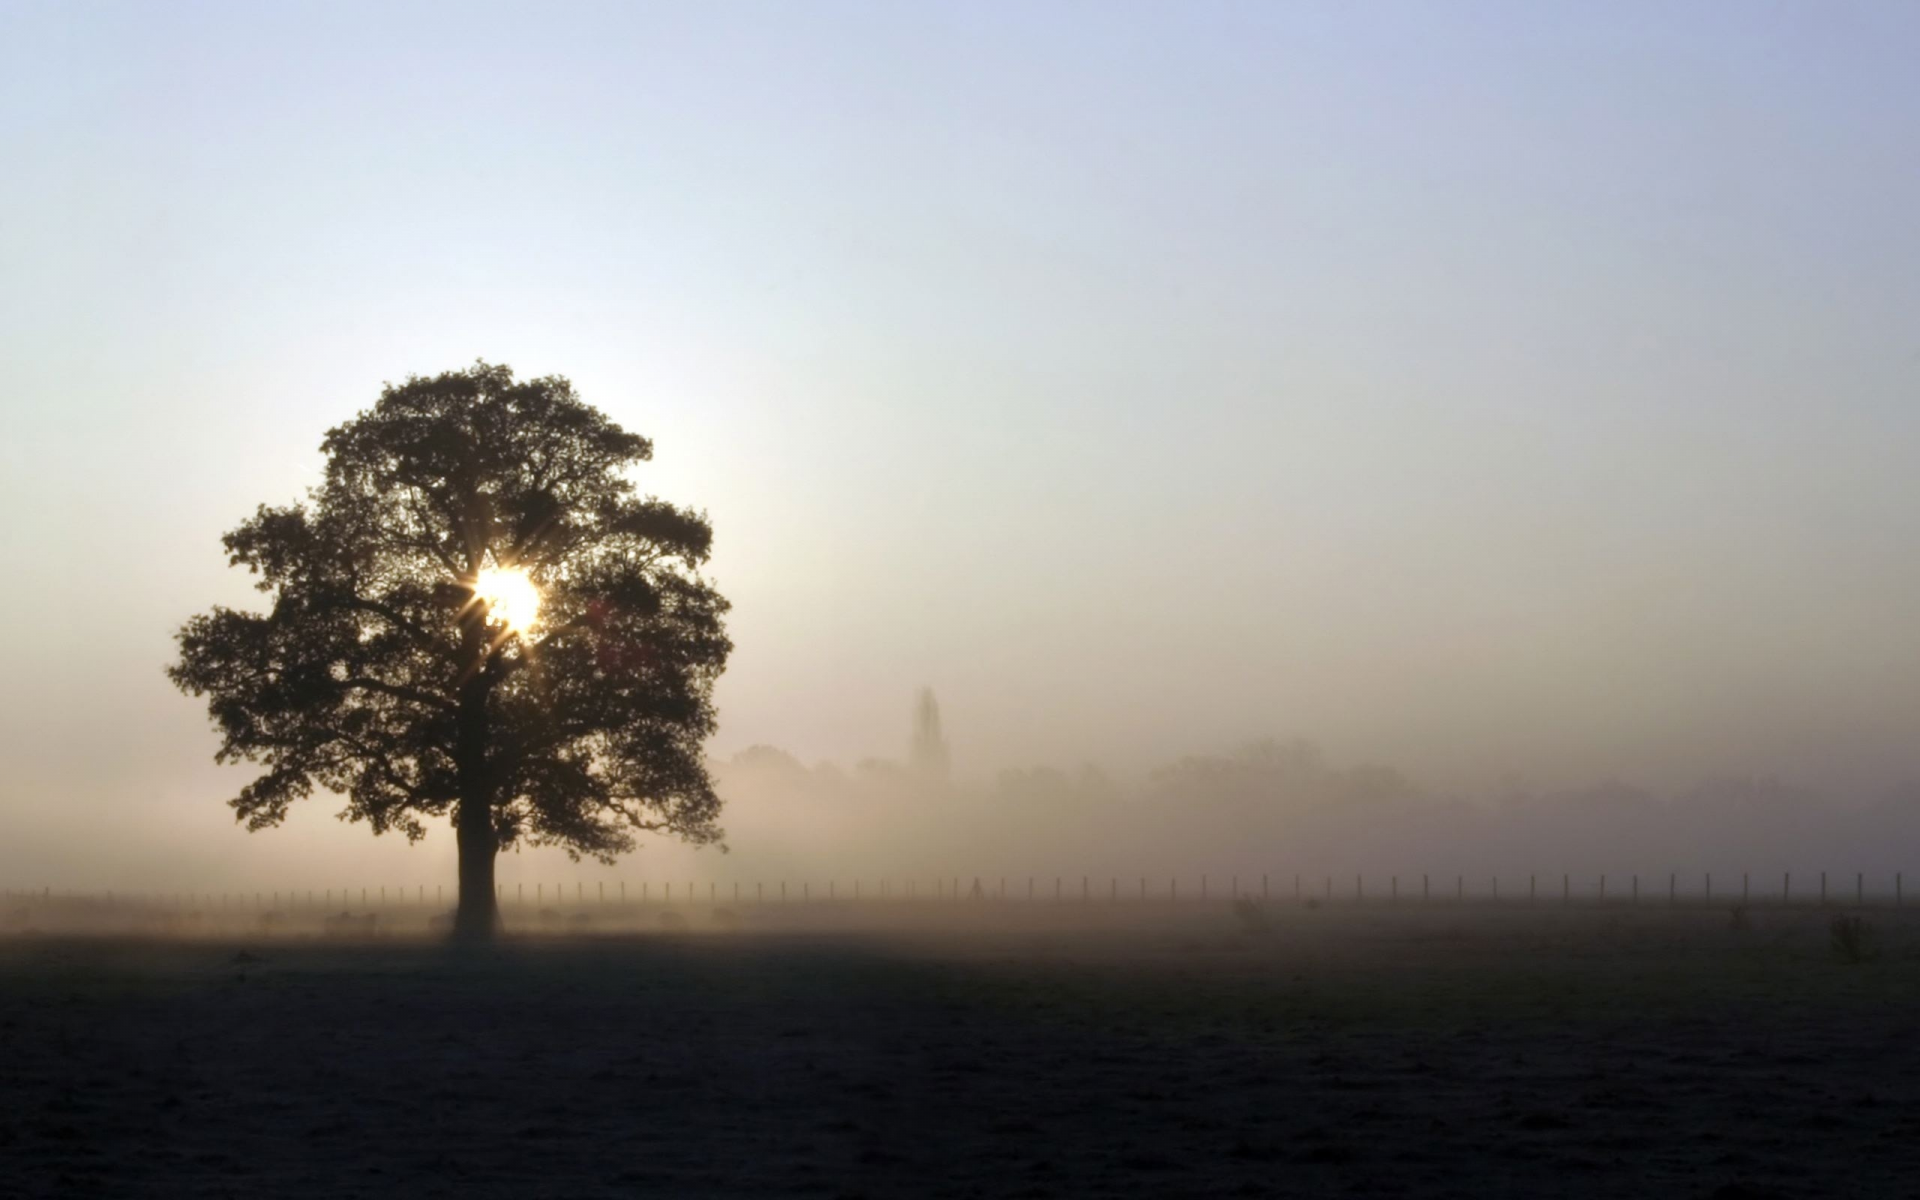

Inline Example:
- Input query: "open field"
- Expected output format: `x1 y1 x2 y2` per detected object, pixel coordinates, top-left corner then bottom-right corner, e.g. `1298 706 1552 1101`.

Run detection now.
3 903 1918 1197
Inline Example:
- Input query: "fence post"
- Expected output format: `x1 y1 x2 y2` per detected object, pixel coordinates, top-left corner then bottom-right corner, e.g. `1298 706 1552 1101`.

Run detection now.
1492 876 1499 901
1667 873 1675 906
1082 876 1089 903
1599 875 1606 903
1899 872 1904 907
1631 874 1638 904
1356 873 1363 902
1262 873 1269 900
1111 877 1117 902
1705 873 1711 904
1783 872 1790 904
1202 874 1209 901
1392 875 1398 904
1425 874 1431 902
1857 872 1863 905
1324 876 1332 901
1294 873 1301 900
1820 871 1826 906
1456 875 1463 902
1563 874 1570 905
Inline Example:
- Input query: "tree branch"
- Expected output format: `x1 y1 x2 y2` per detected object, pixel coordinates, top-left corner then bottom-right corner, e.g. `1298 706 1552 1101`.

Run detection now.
341 675 456 713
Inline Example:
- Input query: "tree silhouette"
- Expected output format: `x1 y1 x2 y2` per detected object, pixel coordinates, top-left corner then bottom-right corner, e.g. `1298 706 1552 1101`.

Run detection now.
909 687 950 781
168 362 731 939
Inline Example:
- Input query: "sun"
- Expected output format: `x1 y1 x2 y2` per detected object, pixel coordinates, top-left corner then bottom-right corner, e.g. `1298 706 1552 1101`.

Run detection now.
473 566 541 634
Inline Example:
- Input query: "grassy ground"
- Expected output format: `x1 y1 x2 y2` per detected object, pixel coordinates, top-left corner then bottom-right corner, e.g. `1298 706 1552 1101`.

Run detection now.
2 902 1916 1197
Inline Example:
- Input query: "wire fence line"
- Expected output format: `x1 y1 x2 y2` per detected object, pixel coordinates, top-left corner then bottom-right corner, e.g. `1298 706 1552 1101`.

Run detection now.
3 869 1912 912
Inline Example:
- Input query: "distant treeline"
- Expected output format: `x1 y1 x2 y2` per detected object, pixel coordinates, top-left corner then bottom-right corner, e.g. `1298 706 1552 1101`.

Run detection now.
709 739 1920 879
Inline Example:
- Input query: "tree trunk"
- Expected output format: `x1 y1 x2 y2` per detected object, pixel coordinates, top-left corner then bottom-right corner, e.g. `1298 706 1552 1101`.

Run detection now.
451 622 500 942
452 792 499 940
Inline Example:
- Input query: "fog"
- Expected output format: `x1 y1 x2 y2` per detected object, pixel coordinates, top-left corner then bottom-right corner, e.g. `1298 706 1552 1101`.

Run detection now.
6 4 1920 893
695 685 1920 889
12 693 1919 897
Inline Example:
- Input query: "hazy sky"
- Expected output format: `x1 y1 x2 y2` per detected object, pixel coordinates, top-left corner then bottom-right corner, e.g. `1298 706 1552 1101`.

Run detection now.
4 2 1919 884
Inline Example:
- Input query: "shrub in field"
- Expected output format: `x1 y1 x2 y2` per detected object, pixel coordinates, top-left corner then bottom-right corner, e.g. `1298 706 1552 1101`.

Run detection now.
1830 914 1876 963
1231 895 1273 937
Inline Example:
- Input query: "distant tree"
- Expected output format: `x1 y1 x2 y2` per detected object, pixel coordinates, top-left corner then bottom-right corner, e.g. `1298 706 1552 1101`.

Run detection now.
728 745 807 775
167 362 732 939
909 687 950 781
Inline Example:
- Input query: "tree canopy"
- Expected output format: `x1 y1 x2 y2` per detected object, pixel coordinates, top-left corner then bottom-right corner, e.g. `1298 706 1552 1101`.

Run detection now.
168 362 731 931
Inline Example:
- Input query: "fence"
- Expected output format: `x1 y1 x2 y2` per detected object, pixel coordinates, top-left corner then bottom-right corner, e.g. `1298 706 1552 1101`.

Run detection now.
3 869 1911 914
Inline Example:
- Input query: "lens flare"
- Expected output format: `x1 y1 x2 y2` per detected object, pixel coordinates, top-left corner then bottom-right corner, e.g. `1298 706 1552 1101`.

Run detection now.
473 567 541 634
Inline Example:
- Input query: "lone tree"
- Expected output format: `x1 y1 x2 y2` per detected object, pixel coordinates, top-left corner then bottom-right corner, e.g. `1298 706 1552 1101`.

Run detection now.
168 362 731 939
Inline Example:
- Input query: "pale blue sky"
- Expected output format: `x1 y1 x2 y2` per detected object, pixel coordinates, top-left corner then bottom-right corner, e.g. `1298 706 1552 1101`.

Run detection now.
3 2 1918 883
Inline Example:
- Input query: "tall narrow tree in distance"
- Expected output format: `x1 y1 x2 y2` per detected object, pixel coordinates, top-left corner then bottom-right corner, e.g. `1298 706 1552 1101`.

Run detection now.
909 687 951 782
167 362 732 940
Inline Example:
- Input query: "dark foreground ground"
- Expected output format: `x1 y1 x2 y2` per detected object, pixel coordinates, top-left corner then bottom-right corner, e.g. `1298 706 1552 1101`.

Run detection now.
3 903 1918 1198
